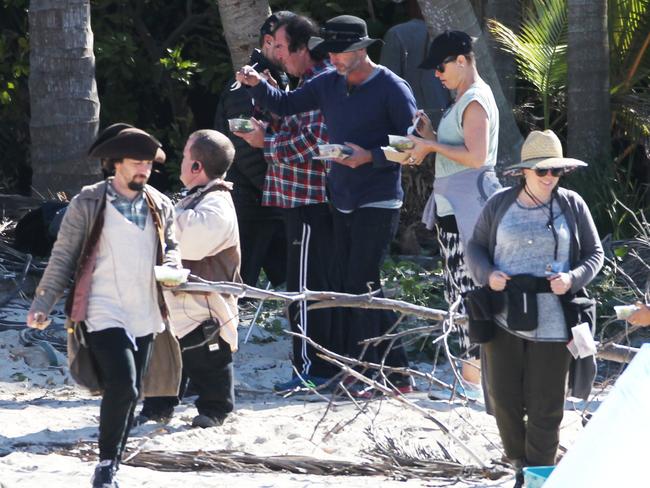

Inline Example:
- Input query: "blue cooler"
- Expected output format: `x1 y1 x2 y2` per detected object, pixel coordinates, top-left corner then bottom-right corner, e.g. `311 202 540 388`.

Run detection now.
523 466 555 488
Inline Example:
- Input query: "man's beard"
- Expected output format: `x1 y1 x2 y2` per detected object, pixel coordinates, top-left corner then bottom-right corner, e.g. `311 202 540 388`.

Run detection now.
128 180 145 191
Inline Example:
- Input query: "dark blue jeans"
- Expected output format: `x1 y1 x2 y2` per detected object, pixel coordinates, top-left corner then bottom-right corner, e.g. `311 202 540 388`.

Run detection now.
331 207 409 376
87 328 153 462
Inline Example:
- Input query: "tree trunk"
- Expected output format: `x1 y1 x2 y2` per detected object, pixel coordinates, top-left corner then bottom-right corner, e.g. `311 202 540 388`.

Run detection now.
484 0 519 106
567 0 610 165
216 0 271 71
417 0 523 170
29 0 100 197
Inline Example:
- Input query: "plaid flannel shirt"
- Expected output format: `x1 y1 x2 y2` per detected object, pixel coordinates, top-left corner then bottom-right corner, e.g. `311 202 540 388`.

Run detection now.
106 179 149 230
262 61 332 209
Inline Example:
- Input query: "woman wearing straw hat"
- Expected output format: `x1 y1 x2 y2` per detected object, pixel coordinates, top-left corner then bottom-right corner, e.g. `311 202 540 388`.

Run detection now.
403 30 502 397
466 129 604 487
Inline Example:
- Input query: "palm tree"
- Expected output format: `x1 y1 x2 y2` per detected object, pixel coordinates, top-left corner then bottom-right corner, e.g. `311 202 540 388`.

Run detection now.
567 0 610 164
417 0 524 169
29 0 100 196
217 0 271 71
488 0 650 148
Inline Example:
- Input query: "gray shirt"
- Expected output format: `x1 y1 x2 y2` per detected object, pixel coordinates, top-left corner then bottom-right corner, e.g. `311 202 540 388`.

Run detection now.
494 201 570 341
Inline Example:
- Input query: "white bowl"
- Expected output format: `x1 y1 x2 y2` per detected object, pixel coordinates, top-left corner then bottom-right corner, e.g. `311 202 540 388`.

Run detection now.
228 118 254 133
154 266 190 284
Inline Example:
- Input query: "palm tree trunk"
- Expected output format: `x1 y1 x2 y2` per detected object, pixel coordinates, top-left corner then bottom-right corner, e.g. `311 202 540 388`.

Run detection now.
484 0 519 106
417 0 523 170
567 0 610 165
29 0 100 197
216 0 271 71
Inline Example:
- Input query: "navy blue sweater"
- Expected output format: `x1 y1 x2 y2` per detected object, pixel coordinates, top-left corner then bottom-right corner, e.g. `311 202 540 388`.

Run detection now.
250 66 416 210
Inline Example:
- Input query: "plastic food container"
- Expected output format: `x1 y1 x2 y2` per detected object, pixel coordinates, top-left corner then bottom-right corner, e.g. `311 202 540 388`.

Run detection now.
228 118 254 133
315 144 353 159
614 304 639 320
153 266 190 284
388 134 414 151
523 466 555 488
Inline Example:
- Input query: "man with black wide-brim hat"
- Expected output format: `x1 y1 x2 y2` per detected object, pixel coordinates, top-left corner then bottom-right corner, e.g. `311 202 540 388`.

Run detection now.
26 124 182 487
236 15 416 395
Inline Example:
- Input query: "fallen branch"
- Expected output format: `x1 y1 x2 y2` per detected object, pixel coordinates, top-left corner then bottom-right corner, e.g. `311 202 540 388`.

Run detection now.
124 449 508 480
175 280 465 324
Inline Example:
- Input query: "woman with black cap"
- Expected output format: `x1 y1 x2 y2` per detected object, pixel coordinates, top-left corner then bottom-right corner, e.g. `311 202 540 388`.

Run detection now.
466 129 603 487
403 31 502 397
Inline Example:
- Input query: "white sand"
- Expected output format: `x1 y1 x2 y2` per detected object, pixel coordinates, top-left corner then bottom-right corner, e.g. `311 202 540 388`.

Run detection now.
0 301 600 488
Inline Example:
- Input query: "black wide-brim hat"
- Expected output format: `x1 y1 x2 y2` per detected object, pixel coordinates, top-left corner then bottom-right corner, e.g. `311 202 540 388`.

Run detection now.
419 30 474 70
88 124 166 163
308 15 382 54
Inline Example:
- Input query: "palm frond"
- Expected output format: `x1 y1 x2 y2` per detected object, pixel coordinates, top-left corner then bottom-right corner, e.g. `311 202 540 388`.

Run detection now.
610 0 650 85
487 0 568 127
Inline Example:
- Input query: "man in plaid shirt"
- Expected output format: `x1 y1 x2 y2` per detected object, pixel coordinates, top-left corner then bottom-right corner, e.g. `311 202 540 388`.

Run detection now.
235 14 341 392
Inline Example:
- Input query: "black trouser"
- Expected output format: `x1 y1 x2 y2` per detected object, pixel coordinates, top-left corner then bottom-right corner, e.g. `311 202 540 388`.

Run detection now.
142 325 234 420
87 328 154 462
331 207 410 376
284 203 341 379
483 325 572 466
232 187 286 287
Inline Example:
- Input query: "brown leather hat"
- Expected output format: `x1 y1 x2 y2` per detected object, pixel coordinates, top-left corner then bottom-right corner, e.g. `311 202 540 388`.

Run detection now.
88 125 166 163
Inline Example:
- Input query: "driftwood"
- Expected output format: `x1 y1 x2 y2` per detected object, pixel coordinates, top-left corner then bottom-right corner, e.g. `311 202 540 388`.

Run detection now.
124 448 509 481
178 280 639 364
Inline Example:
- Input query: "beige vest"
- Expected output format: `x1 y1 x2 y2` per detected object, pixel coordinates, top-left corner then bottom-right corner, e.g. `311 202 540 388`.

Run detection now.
85 202 164 337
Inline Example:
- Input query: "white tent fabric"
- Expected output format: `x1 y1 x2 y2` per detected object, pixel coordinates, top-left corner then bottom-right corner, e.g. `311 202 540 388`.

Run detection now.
544 343 650 488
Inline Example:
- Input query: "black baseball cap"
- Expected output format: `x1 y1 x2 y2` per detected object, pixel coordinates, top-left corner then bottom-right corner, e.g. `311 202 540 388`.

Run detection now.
419 30 473 70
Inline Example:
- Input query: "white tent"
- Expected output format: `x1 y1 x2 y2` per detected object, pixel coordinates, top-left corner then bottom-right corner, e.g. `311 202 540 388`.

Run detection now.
544 344 650 488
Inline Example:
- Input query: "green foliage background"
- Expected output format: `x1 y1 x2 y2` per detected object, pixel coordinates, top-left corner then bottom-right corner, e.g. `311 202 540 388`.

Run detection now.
0 0 409 194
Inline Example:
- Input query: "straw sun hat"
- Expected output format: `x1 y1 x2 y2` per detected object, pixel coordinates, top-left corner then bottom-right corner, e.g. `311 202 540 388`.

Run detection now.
505 130 587 175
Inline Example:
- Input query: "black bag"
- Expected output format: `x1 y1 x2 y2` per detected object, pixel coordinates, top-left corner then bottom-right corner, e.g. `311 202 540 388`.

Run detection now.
67 321 102 393
505 275 551 331
561 288 597 335
464 287 505 343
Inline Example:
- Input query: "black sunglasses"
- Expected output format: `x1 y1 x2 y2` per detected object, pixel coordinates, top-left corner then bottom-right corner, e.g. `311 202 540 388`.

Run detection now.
435 56 458 73
534 168 564 177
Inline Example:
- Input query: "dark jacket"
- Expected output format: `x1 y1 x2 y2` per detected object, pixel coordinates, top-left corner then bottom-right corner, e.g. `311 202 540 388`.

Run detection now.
214 49 289 195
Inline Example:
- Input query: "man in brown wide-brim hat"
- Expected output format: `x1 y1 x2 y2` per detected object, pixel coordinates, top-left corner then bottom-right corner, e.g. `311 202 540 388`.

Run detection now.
26 123 182 487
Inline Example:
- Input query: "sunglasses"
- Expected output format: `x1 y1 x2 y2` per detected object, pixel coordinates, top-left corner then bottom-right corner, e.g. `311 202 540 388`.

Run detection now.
534 168 565 177
435 56 458 73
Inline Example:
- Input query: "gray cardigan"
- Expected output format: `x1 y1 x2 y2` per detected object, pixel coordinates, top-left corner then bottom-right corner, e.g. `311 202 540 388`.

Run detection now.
466 185 604 402
466 185 604 292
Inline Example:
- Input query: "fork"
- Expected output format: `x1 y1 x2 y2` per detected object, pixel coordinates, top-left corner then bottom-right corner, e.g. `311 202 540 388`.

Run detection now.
230 62 258 91
406 112 422 135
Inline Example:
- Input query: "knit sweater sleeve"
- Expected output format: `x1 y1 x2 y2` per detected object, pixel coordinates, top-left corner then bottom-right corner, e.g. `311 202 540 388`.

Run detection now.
466 194 499 286
565 191 604 292
370 74 417 168
249 77 320 117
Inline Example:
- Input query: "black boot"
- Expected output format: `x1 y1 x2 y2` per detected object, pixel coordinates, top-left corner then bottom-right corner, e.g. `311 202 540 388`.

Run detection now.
91 459 119 487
